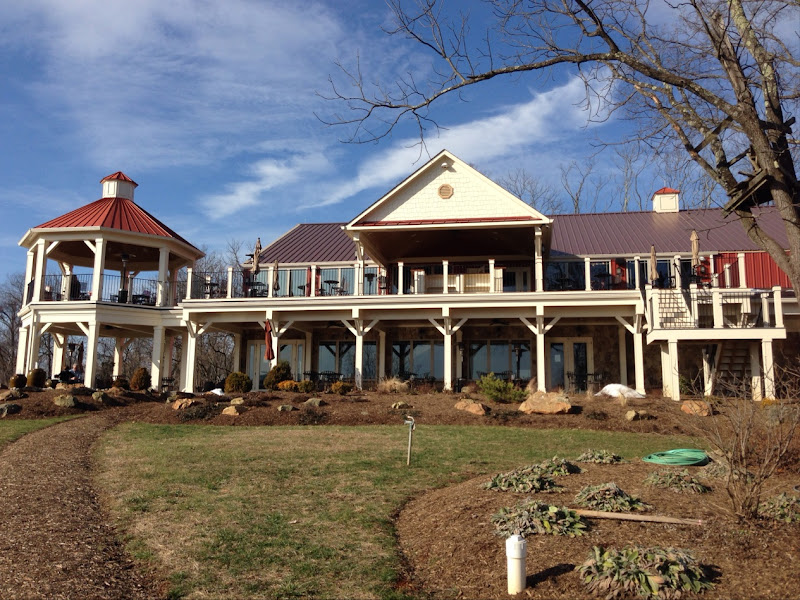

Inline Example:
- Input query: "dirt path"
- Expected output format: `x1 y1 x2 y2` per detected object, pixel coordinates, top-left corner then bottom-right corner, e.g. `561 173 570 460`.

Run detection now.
0 412 158 599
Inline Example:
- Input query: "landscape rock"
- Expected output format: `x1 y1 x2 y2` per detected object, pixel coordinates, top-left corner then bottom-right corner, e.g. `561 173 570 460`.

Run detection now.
0 389 25 402
92 391 111 404
624 410 654 421
391 401 411 409
518 394 572 415
304 398 327 407
172 398 197 410
0 403 22 418
53 394 76 408
595 384 646 399
454 399 489 416
681 400 713 417
221 406 239 416
278 404 297 412
230 397 245 405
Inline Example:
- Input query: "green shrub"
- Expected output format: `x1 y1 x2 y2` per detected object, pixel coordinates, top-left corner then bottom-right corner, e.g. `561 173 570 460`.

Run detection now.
575 483 650 512
477 373 527 403
644 469 711 494
277 380 299 392
576 449 622 464
296 380 315 393
759 493 800 523
330 381 353 395
485 466 560 493
225 371 253 394
492 500 587 538
376 377 409 393
577 546 714 599
9 374 27 389
263 361 293 390
26 368 47 388
129 367 152 391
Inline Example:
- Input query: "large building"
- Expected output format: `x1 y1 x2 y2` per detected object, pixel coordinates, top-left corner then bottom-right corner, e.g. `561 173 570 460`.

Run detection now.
16 151 799 400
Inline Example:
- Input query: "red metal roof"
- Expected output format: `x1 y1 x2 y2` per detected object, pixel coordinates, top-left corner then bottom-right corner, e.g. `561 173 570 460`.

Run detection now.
653 187 679 195
35 196 197 249
357 216 538 227
100 171 138 186
549 207 789 256
260 223 359 264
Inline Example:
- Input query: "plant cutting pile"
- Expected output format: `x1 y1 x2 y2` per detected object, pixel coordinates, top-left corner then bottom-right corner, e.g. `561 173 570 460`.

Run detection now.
484 466 559 493
644 469 711 494
535 456 582 477
575 482 651 512
576 448 622 464
577 545 714 599
492 500 587 538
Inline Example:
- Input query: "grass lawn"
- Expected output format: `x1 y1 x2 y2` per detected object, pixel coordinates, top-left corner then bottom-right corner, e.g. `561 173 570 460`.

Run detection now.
96 424 696 599
0 417 76 449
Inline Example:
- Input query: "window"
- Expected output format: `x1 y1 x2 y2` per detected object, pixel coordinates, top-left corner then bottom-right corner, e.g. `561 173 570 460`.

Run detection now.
392 340 444 378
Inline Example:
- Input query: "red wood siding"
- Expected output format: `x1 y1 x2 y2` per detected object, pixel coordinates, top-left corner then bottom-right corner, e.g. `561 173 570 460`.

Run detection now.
745 252 792 288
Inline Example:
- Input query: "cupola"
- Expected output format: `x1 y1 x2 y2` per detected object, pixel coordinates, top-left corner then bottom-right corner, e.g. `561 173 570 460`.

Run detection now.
100 171 138 200
652 187 680 213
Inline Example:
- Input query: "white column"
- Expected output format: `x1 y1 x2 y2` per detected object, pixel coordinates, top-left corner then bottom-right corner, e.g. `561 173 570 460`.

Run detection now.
355 261 363 296
227 267 234 299
185 267 194 299
304 332 312 374
633 330 645 394
738 252 747 288
634 256 641 289
584 257 591 291
673 255 682 289
534 230 543 292
455 331 463 380
489 259 496 293
442 260 449 294
269 319 279 370
773 287 784 328
750 342 763 401
91 238 106 301
157 247 169 306
113 338 125 378
52 333 66 377
151 326 165 388
702 346 715 397
311 265 317 297
16 326 28 374
443 328 453 391
232 332 242 373
268 266 275 297
761 340 775 400
183 326 197 393
24 250 35 304
536 317 546 392
378 330 386 379
712 288 723 327
354 320 364 390
32 239 46 302
397 262 404 295
26 322 41 372
618 326 628 386
84 322 100 388
179 333 190 390
665 340 680 400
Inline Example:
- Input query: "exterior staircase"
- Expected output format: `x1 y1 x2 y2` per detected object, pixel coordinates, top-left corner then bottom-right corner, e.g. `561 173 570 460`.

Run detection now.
656 290 692 328
710 341 751 395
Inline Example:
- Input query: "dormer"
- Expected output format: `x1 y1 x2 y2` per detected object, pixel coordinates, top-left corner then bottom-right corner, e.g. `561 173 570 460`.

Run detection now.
652 187 680 213
101 171 138 200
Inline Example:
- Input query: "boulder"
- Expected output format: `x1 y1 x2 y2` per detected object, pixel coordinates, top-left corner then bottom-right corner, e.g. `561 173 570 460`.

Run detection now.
278 404 297 412
518 395 572 415
454 399 489 416
0 403 22 418
304 398 327 407
230 397 246 406
681 400 713 417
53 394 76 408
0 389 25 402
624 410 655 421
92 391 111 404
221 406 239 416
172 398 197 410
391 401 411 410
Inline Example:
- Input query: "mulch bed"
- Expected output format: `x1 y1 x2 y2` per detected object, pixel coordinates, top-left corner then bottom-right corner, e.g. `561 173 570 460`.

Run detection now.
1 386 798 599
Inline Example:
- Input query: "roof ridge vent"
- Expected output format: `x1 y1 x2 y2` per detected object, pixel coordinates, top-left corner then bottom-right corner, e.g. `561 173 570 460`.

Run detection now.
652 187 679 213
100 171 138 200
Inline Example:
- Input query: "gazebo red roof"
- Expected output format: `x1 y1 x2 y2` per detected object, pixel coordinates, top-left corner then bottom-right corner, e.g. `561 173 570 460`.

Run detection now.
34 196 197 250
100 171 138 186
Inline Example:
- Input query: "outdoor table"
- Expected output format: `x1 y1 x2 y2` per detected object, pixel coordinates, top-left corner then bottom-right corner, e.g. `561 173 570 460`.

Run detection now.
323 279 339 295
364 272 376 294
249 281 267 297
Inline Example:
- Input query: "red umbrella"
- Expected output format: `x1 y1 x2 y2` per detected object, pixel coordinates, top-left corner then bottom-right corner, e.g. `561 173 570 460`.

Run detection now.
305 267 312 297
264 321 275 361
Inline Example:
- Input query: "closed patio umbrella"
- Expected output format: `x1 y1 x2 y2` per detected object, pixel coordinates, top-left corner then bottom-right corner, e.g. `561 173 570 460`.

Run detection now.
272 260 280 293
305 266 312 297
252 238 262 274
649 245 658 283
690 229 700 268
264 321 275 361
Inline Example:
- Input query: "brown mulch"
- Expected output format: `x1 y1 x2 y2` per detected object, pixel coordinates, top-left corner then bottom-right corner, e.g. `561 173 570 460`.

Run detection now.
0 409 159 599
1 386 798 599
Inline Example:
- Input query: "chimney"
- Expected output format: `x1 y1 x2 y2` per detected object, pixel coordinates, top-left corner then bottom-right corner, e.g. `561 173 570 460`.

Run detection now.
100 171 138 200
652 187 679 213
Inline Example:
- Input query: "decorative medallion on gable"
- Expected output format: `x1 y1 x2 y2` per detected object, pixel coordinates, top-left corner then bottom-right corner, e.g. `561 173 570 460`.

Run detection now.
438 184 454 199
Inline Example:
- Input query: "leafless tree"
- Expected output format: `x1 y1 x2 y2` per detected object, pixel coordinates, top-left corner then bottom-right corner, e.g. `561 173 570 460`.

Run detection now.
323 0 800 297
497 168 564 215
560 158 607 213
0 273 24 383
612 144 646 211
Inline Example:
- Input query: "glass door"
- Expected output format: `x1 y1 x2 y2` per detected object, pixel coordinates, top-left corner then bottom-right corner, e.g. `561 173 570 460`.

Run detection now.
549 343 564 389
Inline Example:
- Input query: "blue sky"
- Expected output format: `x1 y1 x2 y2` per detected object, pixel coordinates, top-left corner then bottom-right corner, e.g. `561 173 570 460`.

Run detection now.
1 0 678 280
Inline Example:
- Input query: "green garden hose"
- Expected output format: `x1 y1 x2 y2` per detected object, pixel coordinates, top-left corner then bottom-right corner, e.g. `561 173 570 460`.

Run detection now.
642 449 709 466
